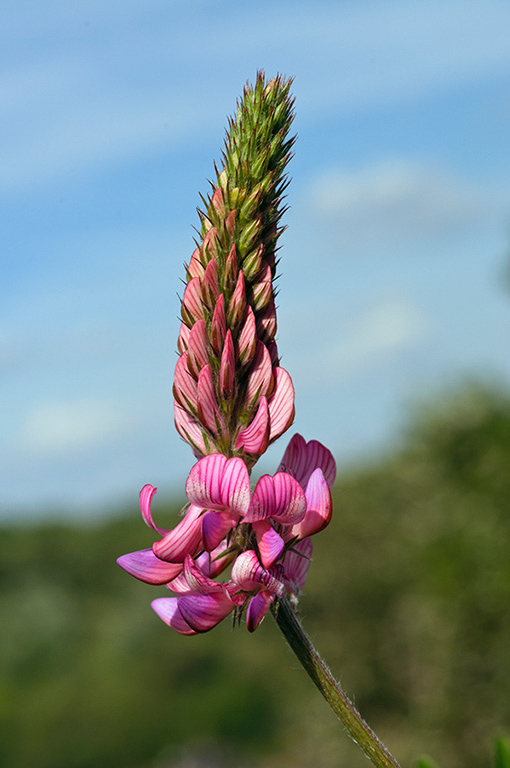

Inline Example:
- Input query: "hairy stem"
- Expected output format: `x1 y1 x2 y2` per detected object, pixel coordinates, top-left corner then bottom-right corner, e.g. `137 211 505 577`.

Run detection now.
272 596 402 768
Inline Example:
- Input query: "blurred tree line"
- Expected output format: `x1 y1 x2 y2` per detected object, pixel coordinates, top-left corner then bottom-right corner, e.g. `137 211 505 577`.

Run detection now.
1 383 509 768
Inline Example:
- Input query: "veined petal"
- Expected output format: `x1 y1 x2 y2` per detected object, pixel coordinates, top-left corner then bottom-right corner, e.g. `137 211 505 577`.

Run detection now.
244 472 305 525
237 306 257 366
243 474 274 522
198 543 237 579
219 330 235 399
283 537 312 592
174 403 207 456
235 396 269 455
186 248 205 280
177 322 191 353
139 484 169 536
278 434 336 488
117 549 183 585
231 550 284 596
178 592 235 632
173 353 198 411
187 320 209 379
244 342 273 407
210 294 226 354
290 468 332 539
201 510 237 552
183 554 225 594
152 597 197 635
268 367 295 442
186 454 250 515
219 456 251 514
153 504 203 562
197 365 224 436
246 590 274 632
181 277 204 324
253 520 284 568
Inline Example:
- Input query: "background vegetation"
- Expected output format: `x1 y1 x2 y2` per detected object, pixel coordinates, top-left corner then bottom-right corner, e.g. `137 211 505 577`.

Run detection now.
1 383 509 768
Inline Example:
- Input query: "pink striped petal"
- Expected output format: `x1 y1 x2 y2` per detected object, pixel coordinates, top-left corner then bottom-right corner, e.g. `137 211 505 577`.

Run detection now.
219 330 235 399
139 484 169 535
235 396 270 455
182 277 204 323
283 537 312 592
201 510 237 552
197 365 224 436
185 454 250 515
174 403 207 456
117 549 183 585
278 434 336 488
182 554 225 594
252 260 272 311
153 504 203 562
177 322 191 353
243 474 274 522
173 353 198 411
244 472 305 525
186 248 205 280
244 342 273 406
290 468 332 539
178 591 235 632
255 296 277 345
267 367 295 441
237 306 257 366
246 590 274 632
253 520 284 568
228 270 247 327
187 320 209 378
202 257 219 307
151 597 197 635
230 550 285 596
210 294 227 354
219 456 251 514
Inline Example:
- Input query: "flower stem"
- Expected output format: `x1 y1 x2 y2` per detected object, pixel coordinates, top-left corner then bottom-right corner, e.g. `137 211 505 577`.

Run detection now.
272 596 402 768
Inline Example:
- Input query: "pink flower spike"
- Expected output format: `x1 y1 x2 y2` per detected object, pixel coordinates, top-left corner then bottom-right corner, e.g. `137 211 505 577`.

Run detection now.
290 468 332 540
187 320 209 379
283 537 313 593
244 472 306 525
231 550 285 597
253 519 284 568
235 396 269 455
245 342 274 407
181 277 204 324
139 484 169 536
152 504 204 562
219 330 235 399
197 365 224 436
152 597 197 635
117 549 183 585
268 367 295 442
246 590 274 632
185 454 250 516
201 509 237 552
278 434 336 489
183 554 225 594
178 591 235 633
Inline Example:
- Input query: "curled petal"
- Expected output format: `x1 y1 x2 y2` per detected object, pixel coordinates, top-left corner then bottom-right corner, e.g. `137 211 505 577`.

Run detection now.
185 454 250 516
139 484 169 536
201 510 237 552
178 591 235 632
117 549 183 585
278 433 336 488
235 396 269 455
231 550 284 597
151 598 197 635
183 554 225 594
253 520 284 568
268 367 295 442
153 504 203 562
244 472 306 525
290 468 332 540
246 590 274 632
283 537 312 592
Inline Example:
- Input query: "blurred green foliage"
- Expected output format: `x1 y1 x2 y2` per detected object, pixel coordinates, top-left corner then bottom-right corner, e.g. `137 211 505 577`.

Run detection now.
1 383 509 768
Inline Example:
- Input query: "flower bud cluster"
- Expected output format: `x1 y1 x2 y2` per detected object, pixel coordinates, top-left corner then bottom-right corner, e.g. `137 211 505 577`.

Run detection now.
174 72 296 467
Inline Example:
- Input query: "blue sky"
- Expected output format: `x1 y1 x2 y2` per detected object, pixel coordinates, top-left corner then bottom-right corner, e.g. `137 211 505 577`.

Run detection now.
2 0 510 520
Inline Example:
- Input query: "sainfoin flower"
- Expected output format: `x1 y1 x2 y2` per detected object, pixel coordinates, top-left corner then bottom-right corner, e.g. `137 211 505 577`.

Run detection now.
118 434 335 633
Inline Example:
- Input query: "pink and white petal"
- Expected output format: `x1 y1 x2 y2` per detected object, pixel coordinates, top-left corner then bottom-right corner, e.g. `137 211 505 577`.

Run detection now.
271 472 306 524
187 320 210 378
182 276 205 322
139 485 169 536
220 457 251 515
174 403 207 456
278 434 336 489
234 397 270 455
267 367 295 442
253 520 284 568
201 510 236 552
244 342 274 406
151 597 197 635
185 453 227 510
153 504 204 562
243 474 275 523
246 590 275 632
117 549 183 585
173 353 198 411
290 468 332 539
197 365 224 436
178 592 235 632
231 550 284 596
183 554 225 594
166 570 195 595
283 537 313 592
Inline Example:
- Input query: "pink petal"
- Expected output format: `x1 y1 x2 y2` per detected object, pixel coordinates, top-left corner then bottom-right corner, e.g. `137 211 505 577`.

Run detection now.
173 353 198 411
210 294 226 354
152 504 203 562
201 510 237 552
178 592 235 632
117 549 183 585
177 322 191 353
244 472 305 525
237 306 257 366
139 484 169 536
151 597 197 635
290 468 332 539
186 248 205 280
197 365 224 436
220 456 251 514
202 257 219 306
278 434 336 488
244 342 273 407
283 537 312 592
197 543 237 579
255 296 277 345
251 260 272 311
182 554 225 594
246 590 275 632
219 330 235 399
182 276 204 323
267 367 295 442
235 396 270 455
174 403 207 456
187 320 209 378
228 270 247 327
253 520 284 568
230 550 284 596
185 454 250 516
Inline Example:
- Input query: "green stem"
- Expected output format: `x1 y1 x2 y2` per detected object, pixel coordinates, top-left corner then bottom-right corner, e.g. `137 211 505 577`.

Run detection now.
272 596 402 768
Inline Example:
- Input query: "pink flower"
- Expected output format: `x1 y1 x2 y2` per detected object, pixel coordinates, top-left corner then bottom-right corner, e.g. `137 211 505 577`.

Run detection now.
118 434 336 633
